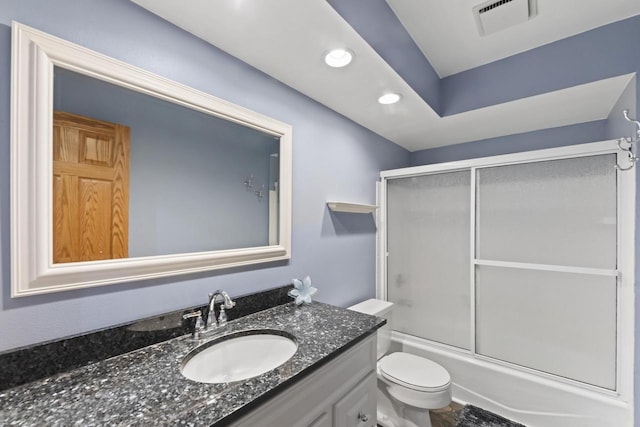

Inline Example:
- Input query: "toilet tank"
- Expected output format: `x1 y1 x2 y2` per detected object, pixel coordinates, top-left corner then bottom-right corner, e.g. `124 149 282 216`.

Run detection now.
348 299 393 359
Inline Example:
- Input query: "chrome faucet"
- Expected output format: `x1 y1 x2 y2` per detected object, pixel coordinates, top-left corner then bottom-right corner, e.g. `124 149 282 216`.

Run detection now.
206 290 236 329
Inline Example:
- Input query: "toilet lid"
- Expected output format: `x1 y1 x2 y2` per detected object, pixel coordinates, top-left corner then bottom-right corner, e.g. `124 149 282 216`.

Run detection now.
380 353 451 392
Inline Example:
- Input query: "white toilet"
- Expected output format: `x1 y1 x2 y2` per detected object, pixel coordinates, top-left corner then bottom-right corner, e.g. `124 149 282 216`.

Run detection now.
349 298 451 427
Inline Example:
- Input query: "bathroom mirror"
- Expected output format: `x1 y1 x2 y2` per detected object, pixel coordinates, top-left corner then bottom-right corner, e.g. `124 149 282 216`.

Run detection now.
10 22 292 297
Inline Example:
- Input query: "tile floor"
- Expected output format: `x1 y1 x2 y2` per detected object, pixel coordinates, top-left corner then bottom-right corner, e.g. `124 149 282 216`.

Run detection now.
376 401 527 427
430 401 464 427
376 402 463 427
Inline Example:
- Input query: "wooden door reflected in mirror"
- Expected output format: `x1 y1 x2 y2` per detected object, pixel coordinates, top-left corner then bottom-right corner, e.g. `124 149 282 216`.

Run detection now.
53 111 130 263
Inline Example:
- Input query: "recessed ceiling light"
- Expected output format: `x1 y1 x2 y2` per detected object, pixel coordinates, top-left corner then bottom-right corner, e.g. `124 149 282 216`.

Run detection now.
378 93 401 105
324 49 353 68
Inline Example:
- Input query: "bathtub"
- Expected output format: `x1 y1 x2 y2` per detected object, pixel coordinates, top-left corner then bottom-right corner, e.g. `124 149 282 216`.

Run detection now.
391 331 632 427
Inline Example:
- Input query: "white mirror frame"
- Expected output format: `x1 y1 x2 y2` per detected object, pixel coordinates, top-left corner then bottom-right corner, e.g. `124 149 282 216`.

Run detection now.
10 22 292 297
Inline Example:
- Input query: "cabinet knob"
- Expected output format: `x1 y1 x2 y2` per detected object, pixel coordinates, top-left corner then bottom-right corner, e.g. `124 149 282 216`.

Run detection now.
357 412 369 422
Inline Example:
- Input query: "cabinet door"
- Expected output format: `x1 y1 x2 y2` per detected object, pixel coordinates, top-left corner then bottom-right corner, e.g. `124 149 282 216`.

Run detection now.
307 409 332 427
333 372 377 427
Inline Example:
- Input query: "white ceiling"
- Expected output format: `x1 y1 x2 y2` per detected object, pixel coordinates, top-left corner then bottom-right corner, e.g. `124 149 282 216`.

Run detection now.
132 0 637 152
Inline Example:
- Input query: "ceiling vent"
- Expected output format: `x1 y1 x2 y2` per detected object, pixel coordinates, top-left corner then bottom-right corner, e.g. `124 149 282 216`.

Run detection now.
473 0 537 36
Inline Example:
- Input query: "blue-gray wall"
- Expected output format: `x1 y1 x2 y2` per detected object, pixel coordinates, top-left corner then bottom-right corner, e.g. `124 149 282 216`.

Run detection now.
54 68 277 256
410 120 609 166
440 15 640 116
0 0 410 352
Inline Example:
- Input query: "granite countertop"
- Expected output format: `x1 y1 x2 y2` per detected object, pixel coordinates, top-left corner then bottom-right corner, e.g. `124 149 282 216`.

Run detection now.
0 302 384 426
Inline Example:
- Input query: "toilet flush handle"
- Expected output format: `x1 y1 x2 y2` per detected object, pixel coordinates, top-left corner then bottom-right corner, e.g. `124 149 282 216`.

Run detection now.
357 412 369 423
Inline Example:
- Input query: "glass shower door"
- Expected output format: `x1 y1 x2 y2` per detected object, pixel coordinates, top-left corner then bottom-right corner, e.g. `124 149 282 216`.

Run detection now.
474 154 617 389
386 171 471 350
383 148 624 392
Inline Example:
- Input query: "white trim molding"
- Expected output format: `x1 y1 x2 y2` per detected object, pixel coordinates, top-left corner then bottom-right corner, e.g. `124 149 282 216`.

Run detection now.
10 22 293 297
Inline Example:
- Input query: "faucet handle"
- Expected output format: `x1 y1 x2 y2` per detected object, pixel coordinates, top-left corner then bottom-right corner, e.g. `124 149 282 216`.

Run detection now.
182 310 202 320
182 311 205 339
217 304 228 327
221 291 236 309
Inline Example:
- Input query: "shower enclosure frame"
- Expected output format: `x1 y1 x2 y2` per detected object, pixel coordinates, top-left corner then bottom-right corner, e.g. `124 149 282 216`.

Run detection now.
377 139 635 422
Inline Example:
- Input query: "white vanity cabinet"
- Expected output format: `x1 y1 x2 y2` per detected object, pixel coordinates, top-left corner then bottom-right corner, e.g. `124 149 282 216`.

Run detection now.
230 334 377 427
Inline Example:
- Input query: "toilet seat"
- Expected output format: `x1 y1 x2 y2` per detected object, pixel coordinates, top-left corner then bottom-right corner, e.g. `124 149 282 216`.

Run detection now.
379 352 451 393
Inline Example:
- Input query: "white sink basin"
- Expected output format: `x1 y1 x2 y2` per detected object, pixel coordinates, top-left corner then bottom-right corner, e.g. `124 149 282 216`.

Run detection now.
181 330 297 384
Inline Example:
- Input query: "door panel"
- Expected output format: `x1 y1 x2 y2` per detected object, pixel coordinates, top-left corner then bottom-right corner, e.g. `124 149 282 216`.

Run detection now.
53 111 130 263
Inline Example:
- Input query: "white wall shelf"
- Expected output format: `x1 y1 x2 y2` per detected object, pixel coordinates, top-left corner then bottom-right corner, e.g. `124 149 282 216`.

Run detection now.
327 202 378 214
